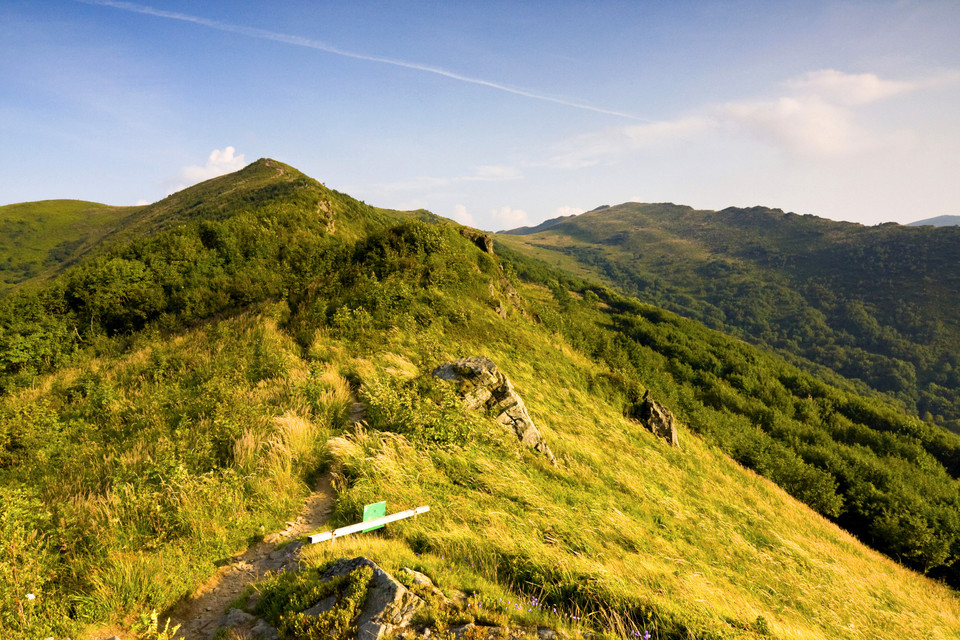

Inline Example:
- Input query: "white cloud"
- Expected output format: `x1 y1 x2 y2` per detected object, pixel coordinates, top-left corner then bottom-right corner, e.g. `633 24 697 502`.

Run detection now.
135 199 149 206
784 69 915 106
546 116 712 169
623 118 714 145
490 205 529 230
718 69 930 158
452 204 474 225
720 96 867 158
545 69 934 166
168 146 246 193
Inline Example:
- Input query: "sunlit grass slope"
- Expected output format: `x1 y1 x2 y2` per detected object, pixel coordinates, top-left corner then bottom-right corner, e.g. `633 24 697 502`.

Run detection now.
0 199 141 292
0 306 351 638
303 280 960 640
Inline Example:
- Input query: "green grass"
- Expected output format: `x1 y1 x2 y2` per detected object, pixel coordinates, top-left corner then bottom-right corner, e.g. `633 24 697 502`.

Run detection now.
301 288 960 639
0 306 351 638
0 199 141 293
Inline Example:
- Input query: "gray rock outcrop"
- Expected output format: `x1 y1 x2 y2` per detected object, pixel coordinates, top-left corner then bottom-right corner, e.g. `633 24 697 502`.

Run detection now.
433 356 556 464
460 228 495 254
637 391 679 448
322 557 424 640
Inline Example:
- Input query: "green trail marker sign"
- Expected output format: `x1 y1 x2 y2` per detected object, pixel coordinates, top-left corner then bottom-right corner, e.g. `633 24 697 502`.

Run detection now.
362 501 387 532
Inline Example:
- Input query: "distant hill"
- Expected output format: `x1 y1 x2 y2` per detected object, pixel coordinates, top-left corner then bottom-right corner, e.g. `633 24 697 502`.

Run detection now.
499 203 960 431
504 213 579 235
0 199 141 293
908 214 960 227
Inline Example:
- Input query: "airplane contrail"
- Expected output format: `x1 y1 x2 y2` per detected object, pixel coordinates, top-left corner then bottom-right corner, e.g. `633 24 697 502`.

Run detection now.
80 0 645 121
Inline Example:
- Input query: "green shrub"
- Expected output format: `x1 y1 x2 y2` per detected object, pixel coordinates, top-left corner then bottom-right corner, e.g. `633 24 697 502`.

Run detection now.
255 564 374 640
362 375 477 446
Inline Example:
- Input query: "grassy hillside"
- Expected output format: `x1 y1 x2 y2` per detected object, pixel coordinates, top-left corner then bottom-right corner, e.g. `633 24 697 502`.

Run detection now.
499 204 960 431
0 199 141 293
1 164 960 639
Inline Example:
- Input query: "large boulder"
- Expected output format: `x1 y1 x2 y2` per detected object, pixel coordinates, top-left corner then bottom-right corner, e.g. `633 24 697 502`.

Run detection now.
433 357 556 464
637 391 679 448
211 556 423 640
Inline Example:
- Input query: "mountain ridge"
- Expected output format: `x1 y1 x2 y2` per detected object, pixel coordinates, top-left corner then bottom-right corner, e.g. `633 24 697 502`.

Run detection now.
909 214 960 227
1 161 960 640
498 201 960 431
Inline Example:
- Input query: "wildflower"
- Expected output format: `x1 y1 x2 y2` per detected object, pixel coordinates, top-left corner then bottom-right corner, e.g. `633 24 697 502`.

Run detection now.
643 632 651 640
26 594 35 601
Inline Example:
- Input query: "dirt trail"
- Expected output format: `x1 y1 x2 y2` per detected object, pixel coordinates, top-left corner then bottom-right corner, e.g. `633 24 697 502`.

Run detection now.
165 474 335 640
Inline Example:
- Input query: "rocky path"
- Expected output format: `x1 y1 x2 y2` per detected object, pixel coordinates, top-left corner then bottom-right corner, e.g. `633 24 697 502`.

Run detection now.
165 473 335 640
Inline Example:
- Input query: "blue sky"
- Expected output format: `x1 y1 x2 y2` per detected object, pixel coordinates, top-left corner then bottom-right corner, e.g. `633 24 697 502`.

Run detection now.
2 1 959 229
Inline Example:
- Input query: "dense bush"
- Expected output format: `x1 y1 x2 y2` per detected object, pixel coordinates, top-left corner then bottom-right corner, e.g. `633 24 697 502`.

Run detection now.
362 375 479 447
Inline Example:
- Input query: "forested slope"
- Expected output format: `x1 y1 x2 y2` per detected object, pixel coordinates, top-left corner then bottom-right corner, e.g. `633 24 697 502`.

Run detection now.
501 203 960 431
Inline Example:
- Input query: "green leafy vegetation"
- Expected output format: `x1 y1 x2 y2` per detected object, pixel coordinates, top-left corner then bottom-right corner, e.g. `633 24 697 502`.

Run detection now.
499 203 960 432
254 563 373 640
1 161 960 639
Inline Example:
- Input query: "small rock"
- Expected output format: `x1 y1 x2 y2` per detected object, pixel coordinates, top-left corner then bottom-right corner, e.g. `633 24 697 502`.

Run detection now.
537 627 558 640
399 567 435 587
250 618 280 640
637 390 680 448
448 589 468 603
222 607 256 628
450 623 476 638
358 620 392 640
322 557 425 640
433 357 556 464
303 594 338 616
460 228 495 254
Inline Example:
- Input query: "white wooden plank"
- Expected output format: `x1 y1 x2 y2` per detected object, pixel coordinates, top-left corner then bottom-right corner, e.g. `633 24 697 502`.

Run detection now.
308 506 431 543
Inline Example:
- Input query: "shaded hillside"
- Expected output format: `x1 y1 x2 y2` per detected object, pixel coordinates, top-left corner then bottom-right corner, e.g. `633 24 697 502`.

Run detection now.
0 199 141 293
2 163 960 640
499 204 960 431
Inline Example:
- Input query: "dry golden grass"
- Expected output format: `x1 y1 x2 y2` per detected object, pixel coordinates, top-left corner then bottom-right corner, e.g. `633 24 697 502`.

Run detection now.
315 296 960 640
